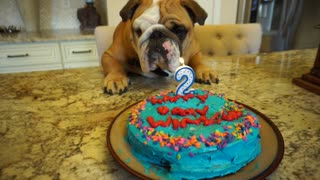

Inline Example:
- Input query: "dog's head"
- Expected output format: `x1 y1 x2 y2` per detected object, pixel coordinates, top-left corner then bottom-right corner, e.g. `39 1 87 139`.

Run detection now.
120 0 207 75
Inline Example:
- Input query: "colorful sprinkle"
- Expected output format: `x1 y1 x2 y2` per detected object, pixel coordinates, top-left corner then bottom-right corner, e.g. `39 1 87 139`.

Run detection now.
177 154 181 160
127 90 261 153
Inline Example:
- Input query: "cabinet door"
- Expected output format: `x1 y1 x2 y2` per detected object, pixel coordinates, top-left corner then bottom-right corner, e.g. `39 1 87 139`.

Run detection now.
0 43 62 73
60 40 99 69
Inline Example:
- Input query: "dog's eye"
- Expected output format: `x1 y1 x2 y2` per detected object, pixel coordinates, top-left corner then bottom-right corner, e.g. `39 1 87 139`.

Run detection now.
135 28 142 37
171 25 188 41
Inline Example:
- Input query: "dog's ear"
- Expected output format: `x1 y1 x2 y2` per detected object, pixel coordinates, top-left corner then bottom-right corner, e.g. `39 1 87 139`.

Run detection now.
120 0 142 22
180 0 207 25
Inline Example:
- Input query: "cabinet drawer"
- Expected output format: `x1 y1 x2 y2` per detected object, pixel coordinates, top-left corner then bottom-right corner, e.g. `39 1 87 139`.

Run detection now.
0 43 61 66
0 43 62 73
60 41 99 68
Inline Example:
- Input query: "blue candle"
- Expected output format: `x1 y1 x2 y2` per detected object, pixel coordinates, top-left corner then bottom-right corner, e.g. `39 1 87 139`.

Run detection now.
174 58 195 95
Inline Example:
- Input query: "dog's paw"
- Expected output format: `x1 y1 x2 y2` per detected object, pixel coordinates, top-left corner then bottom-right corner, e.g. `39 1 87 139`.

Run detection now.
194 65 219 85
103 72 129 95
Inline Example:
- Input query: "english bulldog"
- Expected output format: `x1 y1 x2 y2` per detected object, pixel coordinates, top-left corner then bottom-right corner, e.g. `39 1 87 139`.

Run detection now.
101 0 218 95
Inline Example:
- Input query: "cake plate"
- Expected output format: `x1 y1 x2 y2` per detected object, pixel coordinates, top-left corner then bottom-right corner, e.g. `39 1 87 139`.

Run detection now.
106 101 284 180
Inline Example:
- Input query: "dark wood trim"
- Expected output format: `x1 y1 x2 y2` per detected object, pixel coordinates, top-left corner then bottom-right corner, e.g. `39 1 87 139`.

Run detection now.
311 45 320 77
293 44 320 95
293 76 320 95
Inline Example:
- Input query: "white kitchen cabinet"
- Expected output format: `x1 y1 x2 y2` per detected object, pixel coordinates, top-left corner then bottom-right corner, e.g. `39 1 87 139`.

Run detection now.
0 39 100 74
0 42 62 73
60 40 99 69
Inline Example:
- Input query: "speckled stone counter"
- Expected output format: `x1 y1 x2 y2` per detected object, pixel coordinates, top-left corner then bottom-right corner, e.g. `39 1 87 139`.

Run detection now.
0 29 94 44
0 49 319 179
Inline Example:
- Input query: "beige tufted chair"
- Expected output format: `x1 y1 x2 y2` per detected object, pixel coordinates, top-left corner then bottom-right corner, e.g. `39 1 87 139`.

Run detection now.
94 23 262 61
194 23 262 57
94 26 116 61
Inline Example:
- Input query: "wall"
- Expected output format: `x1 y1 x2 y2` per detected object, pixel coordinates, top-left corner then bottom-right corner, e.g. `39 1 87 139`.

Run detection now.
212 0 238 24
106 0 238 26
0 0 106 31
106 0 127 27
39 0 82 30
0 0 237 29
194 0 214 24
294 0 320 49
0 0 24 28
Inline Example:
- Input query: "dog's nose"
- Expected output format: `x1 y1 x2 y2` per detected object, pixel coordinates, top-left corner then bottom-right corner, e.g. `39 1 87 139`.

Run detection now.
150 30 165 39
155 47 161 53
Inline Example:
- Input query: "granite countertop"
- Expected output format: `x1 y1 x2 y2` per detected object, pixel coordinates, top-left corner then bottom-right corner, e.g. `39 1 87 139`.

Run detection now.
0 29 95 44
0 49 319 179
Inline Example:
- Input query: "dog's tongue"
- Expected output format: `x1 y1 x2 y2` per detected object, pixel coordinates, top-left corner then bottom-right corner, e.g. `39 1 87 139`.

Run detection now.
152 68 170 76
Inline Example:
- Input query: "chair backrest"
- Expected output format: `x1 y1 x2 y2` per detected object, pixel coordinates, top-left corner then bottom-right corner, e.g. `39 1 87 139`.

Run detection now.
94 26 116 61
94 23 262 60
194 23 262 57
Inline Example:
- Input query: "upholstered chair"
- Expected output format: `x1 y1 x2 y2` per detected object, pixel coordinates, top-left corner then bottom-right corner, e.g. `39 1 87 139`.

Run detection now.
94 26 116 61
194 24 262 57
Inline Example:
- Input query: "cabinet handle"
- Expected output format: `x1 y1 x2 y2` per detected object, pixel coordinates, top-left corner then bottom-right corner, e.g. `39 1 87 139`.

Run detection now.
72 50 92 54
7 53 29 58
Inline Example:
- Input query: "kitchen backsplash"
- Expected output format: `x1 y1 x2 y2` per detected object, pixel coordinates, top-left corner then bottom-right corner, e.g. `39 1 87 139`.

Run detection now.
0 0 24 28
0 0 106 31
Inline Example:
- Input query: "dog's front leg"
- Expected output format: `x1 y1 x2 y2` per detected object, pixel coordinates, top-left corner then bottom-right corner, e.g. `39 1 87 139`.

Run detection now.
188 52 219 84
101 52 129 95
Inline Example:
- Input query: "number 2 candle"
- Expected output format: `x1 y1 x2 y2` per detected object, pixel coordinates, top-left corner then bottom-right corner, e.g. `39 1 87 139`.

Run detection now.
174 57 195 95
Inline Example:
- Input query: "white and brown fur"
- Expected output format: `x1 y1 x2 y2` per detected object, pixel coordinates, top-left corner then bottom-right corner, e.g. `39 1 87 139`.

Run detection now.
101 0 218 95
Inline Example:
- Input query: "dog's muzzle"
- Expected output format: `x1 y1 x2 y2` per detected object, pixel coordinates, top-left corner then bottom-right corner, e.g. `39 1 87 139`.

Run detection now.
138 25 181 74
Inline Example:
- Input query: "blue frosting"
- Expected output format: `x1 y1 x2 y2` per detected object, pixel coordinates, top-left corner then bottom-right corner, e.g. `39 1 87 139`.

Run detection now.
127 90 261 179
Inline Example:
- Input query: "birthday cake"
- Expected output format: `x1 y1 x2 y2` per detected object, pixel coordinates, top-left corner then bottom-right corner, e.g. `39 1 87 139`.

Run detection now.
127 89 261 179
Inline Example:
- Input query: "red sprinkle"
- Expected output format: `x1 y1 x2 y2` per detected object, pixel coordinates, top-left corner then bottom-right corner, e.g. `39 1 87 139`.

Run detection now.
196 93 209 102
163 95 170 102
164 116 172 126
182 93 194 101
172 119 180 130
172 107 196 116
146 92 243 130
180 118 187 128
195 105 209 116
147 116 157 128
222 110 242 121
157 106 169 115
150 97 158 105
147 116 172 128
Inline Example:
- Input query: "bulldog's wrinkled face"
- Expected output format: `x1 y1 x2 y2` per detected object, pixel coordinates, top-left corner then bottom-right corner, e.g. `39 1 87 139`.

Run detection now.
120 0 207 76
133 1 183 75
